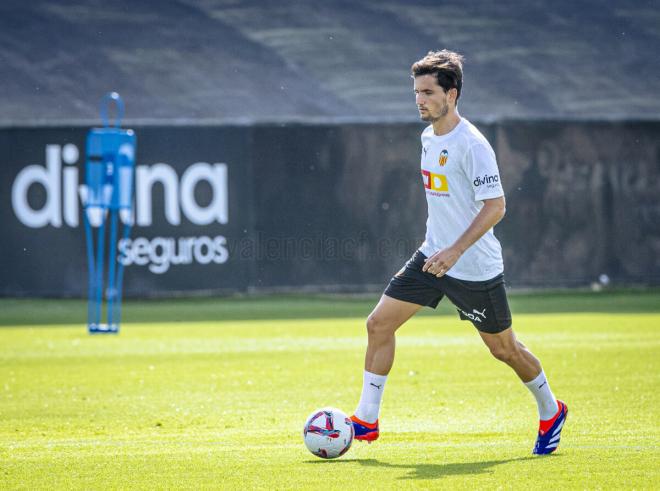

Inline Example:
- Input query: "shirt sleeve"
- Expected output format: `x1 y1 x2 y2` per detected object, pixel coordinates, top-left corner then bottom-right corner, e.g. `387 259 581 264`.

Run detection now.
465 143 505 201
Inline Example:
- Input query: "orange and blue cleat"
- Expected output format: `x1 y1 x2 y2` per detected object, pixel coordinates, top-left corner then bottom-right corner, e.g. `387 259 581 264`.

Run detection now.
533 400 568 455
350 415 379 442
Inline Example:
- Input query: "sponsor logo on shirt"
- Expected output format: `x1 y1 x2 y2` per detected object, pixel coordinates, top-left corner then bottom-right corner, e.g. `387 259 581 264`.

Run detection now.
439 149 448 166
473 174 500 188
422 170 448 192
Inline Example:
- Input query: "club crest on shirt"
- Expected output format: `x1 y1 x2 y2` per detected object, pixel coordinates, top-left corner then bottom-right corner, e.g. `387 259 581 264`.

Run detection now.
439 149 448 166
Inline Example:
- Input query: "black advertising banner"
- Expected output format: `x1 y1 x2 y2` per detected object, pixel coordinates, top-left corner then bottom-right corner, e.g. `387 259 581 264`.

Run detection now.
0 126 251 296
495 121 660 286
250 123 429 289
1 121 659 297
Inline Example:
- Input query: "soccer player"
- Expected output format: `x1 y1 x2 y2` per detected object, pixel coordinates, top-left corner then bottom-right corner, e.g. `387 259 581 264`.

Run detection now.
350 50 567 455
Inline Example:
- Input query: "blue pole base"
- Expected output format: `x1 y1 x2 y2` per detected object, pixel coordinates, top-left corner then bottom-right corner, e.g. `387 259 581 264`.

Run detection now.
88 323 120 334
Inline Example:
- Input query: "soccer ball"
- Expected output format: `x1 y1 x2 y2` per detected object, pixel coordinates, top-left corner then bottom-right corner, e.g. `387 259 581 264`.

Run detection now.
303 407 354 459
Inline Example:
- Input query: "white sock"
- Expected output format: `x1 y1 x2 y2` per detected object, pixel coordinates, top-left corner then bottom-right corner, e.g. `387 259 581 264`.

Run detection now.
354 370 388 423
524 370 559 420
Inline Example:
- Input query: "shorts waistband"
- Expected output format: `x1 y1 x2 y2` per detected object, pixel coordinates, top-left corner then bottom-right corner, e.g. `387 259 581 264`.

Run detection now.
410 249 504 286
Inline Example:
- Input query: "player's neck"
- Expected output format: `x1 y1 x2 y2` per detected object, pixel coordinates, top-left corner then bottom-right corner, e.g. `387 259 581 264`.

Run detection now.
431 110 461 136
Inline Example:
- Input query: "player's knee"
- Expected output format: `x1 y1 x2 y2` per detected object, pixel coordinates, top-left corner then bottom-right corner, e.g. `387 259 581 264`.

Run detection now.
489 344 520 364
366 314 392 337
365 314 380 336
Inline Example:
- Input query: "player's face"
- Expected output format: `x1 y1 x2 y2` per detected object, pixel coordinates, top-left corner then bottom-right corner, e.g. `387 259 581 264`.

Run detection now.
414 74 450 122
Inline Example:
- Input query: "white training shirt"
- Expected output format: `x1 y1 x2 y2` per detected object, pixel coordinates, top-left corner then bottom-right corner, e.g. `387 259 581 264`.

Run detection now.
419 118 505 281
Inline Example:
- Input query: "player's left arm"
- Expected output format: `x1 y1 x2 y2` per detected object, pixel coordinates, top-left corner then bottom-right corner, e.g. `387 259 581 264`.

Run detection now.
423 141 505 277
422 196 506 277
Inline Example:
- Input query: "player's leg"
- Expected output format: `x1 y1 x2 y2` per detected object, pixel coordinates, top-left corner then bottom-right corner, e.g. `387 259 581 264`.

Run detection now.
364 294 422 375
351 294 422 441
441 273 567 454
479 327 567 454
478 327 542 382
478 327 557 414
352 251 443 441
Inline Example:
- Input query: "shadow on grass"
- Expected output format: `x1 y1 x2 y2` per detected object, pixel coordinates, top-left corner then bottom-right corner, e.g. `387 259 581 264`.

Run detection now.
305 455 544 480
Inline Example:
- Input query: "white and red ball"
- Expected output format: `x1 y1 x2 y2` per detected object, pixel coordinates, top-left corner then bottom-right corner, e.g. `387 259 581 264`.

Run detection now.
303 407 354 459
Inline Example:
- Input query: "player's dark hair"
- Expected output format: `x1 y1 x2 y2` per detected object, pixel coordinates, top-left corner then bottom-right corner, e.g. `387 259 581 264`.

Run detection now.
411 50 464 101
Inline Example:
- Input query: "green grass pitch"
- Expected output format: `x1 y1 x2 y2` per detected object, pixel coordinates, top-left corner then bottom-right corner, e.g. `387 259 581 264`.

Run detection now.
1 290 659 489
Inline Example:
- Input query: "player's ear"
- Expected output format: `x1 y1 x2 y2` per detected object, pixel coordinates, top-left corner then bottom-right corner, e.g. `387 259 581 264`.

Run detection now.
448 88 458 105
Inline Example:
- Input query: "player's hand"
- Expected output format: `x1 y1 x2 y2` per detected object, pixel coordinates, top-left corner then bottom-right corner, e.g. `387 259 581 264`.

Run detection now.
422 247 462 277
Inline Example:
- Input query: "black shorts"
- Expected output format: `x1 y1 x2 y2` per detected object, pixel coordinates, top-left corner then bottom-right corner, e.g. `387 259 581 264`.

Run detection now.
384 250 512 333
